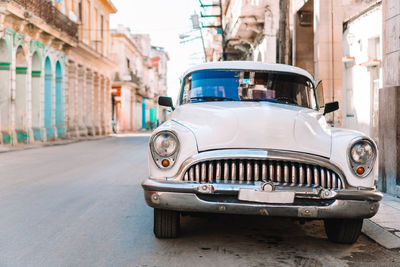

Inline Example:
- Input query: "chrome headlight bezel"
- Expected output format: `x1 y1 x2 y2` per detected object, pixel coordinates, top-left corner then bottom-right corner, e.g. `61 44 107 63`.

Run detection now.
150 130 180 169
347 137 377 178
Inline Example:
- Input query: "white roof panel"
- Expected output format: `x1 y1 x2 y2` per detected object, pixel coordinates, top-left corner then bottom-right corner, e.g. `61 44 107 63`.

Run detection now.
183 61 315 83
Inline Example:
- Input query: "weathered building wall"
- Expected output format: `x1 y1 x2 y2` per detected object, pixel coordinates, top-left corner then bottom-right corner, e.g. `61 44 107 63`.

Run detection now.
294 0 314 76
110 27 169 132
0 0 74 144
379 0 400 195
64 0 116 138
0 0 116 146
342 4 382 139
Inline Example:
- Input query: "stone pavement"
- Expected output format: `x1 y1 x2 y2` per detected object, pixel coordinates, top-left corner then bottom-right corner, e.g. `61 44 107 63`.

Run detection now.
363 193 400 249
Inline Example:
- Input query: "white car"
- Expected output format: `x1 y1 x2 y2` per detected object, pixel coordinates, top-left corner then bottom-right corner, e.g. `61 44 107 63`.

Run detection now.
142 61 382 244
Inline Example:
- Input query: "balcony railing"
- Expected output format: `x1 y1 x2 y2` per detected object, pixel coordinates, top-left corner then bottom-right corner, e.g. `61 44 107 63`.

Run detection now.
12 0 78 38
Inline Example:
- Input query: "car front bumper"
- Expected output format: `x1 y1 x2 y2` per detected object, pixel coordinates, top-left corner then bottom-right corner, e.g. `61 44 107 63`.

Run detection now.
142 179 383 219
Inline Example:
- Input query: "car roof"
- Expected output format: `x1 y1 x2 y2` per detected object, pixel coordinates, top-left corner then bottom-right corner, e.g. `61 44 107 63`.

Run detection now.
182 61 315 83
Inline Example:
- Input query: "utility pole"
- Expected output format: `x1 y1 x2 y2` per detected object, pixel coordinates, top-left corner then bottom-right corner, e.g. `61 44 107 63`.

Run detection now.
199 0 225 61
278 0 290 64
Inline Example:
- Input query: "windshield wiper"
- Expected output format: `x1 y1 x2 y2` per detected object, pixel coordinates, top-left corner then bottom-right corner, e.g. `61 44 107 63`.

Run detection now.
190 96 236 102
240 98 277 103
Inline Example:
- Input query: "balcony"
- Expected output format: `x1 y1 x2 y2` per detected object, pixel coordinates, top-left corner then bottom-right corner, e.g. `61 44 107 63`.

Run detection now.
12 0 78 38
229 1 265 43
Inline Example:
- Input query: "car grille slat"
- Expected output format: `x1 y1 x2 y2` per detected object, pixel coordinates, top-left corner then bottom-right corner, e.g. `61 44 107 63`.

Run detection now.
299 165 305 185
269 162 274 182
321 169 326 188
231 161 236 182
189 167 194 182
332 173 337 189
223 162 229 182
201 163 207 182
306 166 312 186
291 164 297 185
216 162 221 182
313 167 319 186
276 163 282 183
208 162 214 183
239 161 244 182
262 163 267 180
246 162 252 183
254 162 259 181
183 158 344 190
284 163 289 184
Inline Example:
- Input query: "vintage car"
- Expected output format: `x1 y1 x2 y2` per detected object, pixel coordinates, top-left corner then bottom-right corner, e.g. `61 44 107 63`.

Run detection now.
142 61 382 244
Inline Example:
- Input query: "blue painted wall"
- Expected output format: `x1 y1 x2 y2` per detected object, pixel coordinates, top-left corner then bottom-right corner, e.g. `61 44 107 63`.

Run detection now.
55 61 63 137
142 98 146 129
44 57 53 138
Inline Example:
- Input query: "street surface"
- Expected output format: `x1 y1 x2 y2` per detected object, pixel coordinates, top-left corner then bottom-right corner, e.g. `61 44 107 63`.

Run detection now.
1 135 400 267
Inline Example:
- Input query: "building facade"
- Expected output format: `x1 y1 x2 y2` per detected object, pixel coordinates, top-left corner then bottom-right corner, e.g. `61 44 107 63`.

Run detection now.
0 0 77 144
111 26 169 133
63 0 116 138
0 0 116 146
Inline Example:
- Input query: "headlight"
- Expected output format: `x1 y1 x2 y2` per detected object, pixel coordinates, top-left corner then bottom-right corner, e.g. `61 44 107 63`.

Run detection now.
150 131 179 169
350 142 374 164
348 138 376 177
153 132 178 156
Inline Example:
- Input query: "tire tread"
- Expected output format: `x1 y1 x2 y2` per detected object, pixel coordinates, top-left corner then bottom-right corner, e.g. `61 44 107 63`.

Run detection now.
324 219 363 244
154 208 180 238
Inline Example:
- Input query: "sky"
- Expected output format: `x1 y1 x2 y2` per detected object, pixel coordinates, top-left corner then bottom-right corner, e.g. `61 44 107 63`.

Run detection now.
110 0 206 100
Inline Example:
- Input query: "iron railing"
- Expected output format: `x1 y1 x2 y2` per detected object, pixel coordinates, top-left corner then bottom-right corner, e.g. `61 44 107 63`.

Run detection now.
12 0 78 38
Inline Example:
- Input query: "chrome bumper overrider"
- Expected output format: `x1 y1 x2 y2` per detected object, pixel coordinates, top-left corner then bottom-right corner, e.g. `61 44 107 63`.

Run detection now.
142 179 383 219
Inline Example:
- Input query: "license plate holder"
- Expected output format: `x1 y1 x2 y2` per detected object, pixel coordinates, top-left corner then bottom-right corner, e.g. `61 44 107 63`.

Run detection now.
238 189 295 204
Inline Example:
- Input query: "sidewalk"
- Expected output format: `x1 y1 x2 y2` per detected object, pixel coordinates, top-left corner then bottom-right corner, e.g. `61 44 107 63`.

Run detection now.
0 135 110 153
0 132 153 153
362 193 400 249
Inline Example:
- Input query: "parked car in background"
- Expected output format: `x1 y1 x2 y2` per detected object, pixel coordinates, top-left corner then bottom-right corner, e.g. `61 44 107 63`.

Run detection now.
142 61 382 244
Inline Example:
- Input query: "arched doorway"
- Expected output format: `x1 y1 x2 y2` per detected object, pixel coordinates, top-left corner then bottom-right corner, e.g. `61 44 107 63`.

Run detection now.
44 57 53 139
31 52 42 140
15 46 28 143
55 61 64 138
0 38 11 144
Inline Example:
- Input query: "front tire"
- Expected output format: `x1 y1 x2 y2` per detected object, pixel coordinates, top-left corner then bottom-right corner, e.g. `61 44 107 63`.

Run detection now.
324 219 363 244
154 208 180 238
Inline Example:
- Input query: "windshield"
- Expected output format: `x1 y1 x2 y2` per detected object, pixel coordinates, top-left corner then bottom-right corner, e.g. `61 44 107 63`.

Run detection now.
180 70 317 109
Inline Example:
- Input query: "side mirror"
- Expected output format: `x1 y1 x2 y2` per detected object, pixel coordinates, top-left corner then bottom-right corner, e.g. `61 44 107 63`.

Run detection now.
158 96 174 110
323 101 339 115
316 80 325 108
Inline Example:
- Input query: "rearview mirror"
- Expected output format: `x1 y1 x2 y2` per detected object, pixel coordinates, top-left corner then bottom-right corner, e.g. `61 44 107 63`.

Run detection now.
323 101 339 115
158 96 174 110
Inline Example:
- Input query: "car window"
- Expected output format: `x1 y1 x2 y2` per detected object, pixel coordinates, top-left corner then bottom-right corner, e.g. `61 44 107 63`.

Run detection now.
180 70 317 109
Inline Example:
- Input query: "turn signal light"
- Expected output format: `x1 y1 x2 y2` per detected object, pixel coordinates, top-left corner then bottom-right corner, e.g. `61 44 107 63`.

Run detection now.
356 166 365 175
161 159 170 168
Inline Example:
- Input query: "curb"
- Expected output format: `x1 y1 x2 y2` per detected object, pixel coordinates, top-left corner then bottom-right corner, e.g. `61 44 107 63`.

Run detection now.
0 135 110 154
362 219 400 249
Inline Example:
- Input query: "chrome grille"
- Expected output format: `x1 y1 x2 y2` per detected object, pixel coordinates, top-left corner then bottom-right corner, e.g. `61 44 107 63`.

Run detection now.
183 159 344 189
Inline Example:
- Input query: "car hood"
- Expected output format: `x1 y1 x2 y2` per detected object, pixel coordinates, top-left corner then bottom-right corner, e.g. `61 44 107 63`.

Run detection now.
171 102 332 158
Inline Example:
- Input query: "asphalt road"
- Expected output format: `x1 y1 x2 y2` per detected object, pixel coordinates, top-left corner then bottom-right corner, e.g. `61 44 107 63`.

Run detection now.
1 135 400 267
